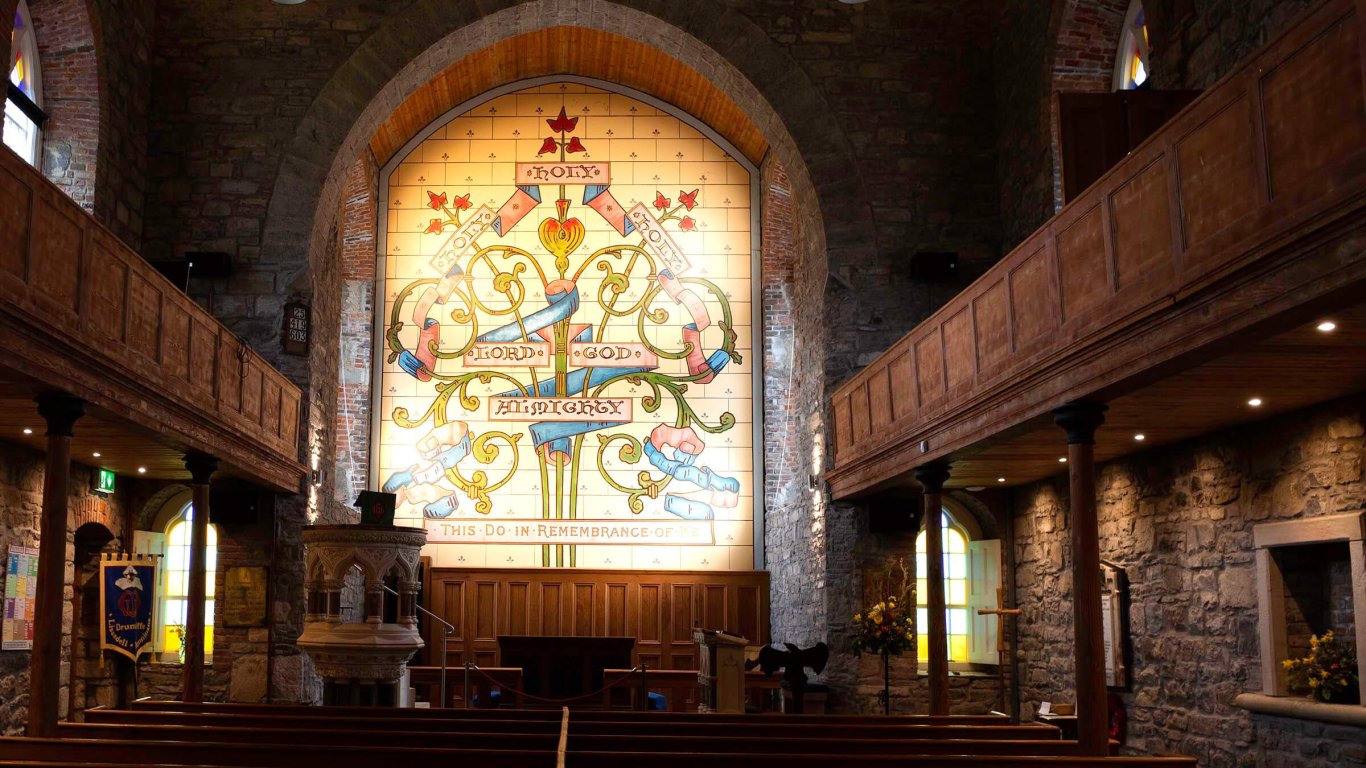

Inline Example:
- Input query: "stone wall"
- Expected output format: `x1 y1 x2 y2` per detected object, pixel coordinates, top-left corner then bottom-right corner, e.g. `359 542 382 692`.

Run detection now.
0 443 129 735
334 153 377 509
1012 397 1365 764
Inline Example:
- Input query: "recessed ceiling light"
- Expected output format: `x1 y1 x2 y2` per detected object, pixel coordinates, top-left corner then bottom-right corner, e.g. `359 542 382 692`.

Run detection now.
1133 433 1145 441
966 485 986 492
1248 397 1263 407
1058 457 1068 463
1316 320 1336 332
92 452 101 457
272 0 307 4
22 428 32 435
137 467 147 474
997 477 1006 483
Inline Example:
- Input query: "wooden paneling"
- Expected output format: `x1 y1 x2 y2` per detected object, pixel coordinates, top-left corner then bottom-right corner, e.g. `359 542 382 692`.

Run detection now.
0 146 305 492
1057 89 1200 202
827 0 1366 499
423 568 769 672
1055 206 1109 323
370 27 767 168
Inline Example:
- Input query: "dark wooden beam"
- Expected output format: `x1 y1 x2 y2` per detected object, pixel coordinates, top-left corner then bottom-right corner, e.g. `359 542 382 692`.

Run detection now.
913 461 951 716
181 451 218 702
1054 402 1108 756
27 393 84 737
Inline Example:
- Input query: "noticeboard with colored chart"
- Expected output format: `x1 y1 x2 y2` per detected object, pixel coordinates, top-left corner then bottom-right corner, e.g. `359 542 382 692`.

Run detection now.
376 80 759 571
3 545 38 650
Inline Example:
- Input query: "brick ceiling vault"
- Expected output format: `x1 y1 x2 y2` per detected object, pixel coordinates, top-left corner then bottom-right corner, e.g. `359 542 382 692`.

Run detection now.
367 27 770 169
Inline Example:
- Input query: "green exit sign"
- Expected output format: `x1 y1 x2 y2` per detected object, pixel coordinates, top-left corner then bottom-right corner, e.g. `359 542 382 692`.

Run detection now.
96 468 115 494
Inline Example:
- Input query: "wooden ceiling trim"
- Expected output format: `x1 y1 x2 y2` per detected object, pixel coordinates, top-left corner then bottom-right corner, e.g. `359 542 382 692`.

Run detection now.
825 0 1366 499
368 27 768 167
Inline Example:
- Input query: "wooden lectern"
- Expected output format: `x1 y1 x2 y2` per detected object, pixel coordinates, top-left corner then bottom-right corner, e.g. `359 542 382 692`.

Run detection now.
693 629 748 713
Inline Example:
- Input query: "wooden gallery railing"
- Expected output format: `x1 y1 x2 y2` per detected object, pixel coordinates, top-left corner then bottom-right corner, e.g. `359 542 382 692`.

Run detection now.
827 0 1366 498
0 147 304 491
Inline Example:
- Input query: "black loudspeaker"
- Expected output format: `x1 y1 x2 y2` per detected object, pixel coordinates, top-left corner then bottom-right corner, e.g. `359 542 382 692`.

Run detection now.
865 493 923 535
209 485 271 528
907 251 958 281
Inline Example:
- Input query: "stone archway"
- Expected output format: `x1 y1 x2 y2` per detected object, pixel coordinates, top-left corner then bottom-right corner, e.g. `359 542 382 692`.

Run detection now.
69 521 130 719
262 0 846 667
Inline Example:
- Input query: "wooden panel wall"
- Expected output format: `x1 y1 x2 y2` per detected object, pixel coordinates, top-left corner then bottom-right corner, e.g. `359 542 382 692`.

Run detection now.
0 147 304 491
828 0 1366 498
422 568 769 671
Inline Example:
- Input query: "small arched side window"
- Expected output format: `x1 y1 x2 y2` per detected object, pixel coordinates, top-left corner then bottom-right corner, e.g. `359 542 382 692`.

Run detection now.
4 0 43 165
135 502 218 663
915 508 1003 665
1114 0 1150 90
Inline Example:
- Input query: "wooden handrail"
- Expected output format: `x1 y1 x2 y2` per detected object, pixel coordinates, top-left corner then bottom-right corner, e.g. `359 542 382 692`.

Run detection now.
0 146 305 491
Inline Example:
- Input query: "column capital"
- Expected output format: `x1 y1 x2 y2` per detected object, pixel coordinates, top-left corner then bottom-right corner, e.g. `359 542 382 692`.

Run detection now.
34 393 84 437
183 452 219 484
912 460 951 495
1053 401 1108 444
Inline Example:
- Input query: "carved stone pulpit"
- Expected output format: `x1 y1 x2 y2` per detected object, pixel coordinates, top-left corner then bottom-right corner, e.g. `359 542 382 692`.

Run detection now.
298 525 426 706
694 629 748 713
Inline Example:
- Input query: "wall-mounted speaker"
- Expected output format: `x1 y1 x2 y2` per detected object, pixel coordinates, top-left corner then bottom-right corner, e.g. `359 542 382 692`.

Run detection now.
907 251 959 282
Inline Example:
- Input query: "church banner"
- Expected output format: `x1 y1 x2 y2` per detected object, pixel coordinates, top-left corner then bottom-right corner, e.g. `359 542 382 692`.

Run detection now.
378 81 756 571
99 554 156 661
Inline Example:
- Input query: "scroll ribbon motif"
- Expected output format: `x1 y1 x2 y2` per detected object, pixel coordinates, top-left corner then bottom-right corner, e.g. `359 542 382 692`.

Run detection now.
643 424 740 521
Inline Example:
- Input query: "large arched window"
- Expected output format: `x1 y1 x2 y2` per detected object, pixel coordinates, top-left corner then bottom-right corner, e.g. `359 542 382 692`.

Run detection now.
136 502 217 662
1114 0 1150 90
915 507 1002 665
4 0 43 165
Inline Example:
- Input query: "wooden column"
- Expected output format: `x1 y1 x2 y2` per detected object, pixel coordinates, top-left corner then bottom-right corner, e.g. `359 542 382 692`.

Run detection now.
1053 402 1108 756
913 461 951 716
27 393 84 737
181 452 218 702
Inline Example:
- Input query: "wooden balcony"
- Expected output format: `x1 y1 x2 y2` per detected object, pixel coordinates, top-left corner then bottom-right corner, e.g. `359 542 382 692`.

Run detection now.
827 0 1366 499
0 146 304 492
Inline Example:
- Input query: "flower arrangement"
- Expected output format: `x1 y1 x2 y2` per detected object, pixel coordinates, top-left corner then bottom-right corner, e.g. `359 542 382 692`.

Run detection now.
1283 631 1359 703
170 624 186 664
850 596 915 658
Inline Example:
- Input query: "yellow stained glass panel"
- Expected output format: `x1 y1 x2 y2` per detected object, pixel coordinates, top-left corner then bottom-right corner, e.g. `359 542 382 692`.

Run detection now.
379 81 756 571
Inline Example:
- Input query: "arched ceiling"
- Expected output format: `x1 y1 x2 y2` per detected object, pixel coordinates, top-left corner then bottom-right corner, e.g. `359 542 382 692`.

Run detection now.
368 26 769 168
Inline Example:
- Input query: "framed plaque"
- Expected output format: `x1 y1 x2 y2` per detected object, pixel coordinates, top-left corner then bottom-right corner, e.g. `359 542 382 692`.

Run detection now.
222 566 269 627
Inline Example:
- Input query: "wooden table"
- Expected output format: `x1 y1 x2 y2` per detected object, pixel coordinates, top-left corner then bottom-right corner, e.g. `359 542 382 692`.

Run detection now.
497 635 635 699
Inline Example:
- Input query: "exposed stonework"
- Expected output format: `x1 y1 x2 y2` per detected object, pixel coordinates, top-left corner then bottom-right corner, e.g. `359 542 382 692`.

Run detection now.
1013 397 1365 764
28 0 100 212
334 153 377 509
0 443 129 735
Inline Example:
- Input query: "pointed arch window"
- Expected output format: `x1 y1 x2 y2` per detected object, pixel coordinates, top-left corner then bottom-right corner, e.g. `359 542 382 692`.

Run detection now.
5 0 44 165
1114 0 1150 90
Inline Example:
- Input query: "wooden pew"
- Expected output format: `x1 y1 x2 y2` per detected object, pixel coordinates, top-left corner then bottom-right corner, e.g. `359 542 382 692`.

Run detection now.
123 697 1010 724
0 739 1199 768
57 722 1102 757
87 708 1056 741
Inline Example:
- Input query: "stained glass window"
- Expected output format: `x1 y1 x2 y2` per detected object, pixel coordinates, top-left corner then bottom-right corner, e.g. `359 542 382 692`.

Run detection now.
4 0 41 165
161 505 216 658
916 511 970 663
378 80 757 572
1115 0 1150 90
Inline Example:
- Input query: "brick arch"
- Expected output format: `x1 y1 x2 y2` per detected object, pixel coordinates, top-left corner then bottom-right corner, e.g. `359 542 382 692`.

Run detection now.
26 0 100 211
1045 0 1132 210
274 2 840 582
262 0 861 287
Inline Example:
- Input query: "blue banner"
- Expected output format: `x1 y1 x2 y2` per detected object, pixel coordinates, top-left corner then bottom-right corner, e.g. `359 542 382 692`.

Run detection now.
100 558 155 661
